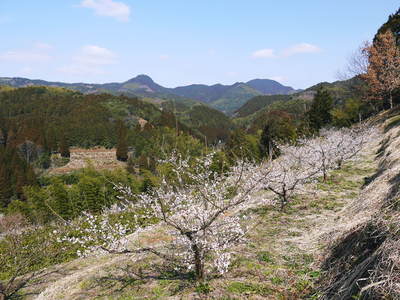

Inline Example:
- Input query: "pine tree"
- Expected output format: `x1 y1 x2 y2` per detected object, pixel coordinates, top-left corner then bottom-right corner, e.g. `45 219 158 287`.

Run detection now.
308 88 334 131
116 121 128 162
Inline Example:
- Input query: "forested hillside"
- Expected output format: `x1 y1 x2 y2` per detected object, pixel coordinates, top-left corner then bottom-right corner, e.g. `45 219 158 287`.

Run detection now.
0 86 236 210
0 75 295 115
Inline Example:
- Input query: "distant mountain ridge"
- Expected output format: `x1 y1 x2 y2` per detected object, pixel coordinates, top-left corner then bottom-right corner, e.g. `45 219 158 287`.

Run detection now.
0 75 297 114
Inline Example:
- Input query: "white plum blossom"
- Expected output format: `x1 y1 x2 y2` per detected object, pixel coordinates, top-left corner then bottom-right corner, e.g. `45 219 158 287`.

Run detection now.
128 152 268 280
262 144 320 209
62 152 269 281
59 211 132 257
264 125 379 208
60 126 378 281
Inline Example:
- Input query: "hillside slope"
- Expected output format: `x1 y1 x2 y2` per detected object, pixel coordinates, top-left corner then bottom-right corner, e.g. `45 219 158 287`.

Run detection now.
234 77 364 122
317 111 400 299
22 123 390 299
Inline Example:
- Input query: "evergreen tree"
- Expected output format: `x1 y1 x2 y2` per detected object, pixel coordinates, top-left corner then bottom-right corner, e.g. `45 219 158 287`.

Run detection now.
0 164 12 207
116 121 128 162
14 167 27 200
259 124 280 159
226 129 248 160
49 179 71 220
308 88 334 131
78 177 103 213
59 134 70 158
376 8 400 45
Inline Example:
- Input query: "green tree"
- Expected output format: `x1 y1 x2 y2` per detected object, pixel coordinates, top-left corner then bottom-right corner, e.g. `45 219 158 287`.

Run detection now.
116 121 128 162
49 179 72 220
226 129 260 162
308 88 334 131
259 124 280 159
59 134 70 158
78 176 104 213
258 110 297 159
331 98 369 127
0 164 12 207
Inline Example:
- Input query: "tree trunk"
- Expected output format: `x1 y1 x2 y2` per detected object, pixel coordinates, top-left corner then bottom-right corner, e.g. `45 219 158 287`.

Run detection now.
280 190 287 211
192 245 204 281
186 232 204 281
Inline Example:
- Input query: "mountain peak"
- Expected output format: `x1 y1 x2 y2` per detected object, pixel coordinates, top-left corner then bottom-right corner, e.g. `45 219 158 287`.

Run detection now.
246 78 294 95
125 74 154 85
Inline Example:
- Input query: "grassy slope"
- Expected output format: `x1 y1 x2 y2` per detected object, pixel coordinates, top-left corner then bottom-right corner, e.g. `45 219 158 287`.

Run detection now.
26 132 380 299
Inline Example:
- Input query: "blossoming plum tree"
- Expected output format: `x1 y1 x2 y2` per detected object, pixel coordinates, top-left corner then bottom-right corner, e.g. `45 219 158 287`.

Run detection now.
62 153 269 281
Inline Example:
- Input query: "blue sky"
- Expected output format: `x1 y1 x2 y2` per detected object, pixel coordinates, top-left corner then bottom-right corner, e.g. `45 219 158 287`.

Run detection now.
0 1 398 89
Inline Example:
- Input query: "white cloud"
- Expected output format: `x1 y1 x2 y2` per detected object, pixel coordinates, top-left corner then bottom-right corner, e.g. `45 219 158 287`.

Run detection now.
0 51 50 62
75 45 117 65
80 0 131 22
59 45 117 76
252 43 321 59
252 49 276 59
0 42 54 63
282 43 321 57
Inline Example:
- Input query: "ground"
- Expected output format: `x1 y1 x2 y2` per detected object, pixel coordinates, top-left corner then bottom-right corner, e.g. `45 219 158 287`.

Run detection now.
23 135 380 300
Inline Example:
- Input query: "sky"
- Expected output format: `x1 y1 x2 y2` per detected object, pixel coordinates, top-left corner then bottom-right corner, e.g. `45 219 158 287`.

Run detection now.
0 1 398 89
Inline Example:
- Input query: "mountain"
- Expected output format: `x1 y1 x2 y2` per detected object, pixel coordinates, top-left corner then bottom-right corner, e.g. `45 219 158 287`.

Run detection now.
0 75 296 115
246 79 295 95
120 75 169 94
171 79 295 114
233 77 365 122
210 83 262 113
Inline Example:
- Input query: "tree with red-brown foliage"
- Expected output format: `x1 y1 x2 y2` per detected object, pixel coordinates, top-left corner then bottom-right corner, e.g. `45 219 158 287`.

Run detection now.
361 31 400 109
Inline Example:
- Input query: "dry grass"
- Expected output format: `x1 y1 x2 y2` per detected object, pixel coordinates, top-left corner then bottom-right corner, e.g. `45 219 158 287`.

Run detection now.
318 123 400 299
